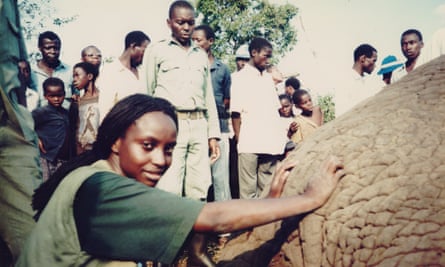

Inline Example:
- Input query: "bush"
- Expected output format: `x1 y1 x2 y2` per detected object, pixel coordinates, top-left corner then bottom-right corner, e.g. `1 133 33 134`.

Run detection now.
317 94 335 123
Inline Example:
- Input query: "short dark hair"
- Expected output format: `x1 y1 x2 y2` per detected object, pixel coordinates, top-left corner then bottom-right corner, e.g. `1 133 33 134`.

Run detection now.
249 37 272 55
194 24 215 40
124 31 150 49
74 62 100 83
401 29 423 43
38 31 61 47
279 93 292 102
285 77 301 90
292 89 309 106
42 77 65 95
353 44 377 62
169 0 194 19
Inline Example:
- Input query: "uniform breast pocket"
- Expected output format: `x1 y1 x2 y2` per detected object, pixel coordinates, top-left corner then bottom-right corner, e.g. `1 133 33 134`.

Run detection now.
160 62 181 73
159 63 182 84
188 64 207 85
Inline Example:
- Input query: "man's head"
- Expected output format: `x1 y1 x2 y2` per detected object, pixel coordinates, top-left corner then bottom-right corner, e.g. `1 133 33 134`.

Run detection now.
235 44 250 71
192 24 215 53
43 77 65 108
249 37 273 72
124 31 150 68
38 31 61 67
285 77 300 96
400 29 424 62
168 0 195 47
353 43 378 75
81 45 102 68
18 59 31 84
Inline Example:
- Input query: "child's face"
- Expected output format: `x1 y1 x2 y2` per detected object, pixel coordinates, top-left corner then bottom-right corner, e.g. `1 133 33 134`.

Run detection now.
73 67 90 90
44 85 65 107
279 98 293 118
297 94 313 112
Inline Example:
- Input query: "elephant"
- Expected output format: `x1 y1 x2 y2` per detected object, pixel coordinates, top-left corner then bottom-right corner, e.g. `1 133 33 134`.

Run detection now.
217 55 445 267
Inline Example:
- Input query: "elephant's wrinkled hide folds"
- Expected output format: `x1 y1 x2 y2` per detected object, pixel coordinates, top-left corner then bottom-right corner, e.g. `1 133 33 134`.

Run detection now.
219 55 445 267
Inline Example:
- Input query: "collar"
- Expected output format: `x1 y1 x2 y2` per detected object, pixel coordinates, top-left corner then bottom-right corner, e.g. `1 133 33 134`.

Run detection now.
210 58 223 70
33 60 69 75
351 68 365 80
92 160 115 172
166 36 201 52
243 63 267 76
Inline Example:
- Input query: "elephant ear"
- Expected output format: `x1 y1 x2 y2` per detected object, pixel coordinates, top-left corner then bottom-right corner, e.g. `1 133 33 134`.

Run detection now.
218 55 445 267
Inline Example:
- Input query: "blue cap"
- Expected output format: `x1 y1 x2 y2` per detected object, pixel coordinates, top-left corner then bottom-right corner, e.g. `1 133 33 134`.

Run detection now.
377 55 404 75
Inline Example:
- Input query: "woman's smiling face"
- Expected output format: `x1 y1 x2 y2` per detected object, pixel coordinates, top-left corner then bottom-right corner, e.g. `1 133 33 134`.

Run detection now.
111 111 177 187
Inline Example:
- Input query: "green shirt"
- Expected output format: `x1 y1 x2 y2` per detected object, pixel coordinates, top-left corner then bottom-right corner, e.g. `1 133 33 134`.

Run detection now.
145 37 221 139
17 160 204 266
74 169 205 263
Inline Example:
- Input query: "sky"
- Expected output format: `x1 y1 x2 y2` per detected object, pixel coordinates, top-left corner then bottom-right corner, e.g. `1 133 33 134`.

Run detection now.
34 0 445 97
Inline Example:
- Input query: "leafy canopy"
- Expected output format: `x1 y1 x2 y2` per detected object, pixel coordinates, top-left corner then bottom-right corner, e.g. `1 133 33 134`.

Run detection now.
196 0 298 69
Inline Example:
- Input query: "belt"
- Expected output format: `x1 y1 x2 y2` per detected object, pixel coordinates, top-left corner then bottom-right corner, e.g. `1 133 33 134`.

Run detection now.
176 110 205 120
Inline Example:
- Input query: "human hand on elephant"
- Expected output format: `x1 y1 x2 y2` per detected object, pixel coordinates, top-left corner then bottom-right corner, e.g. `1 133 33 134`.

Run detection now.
267 157 298 198
303 155 345 207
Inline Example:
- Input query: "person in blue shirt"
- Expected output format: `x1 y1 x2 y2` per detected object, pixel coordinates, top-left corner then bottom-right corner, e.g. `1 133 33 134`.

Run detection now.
30 31 74 110
192 24 232 202
32 77 76 181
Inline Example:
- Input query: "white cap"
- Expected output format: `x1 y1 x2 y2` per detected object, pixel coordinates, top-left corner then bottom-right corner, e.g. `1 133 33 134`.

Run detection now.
235 44 250 59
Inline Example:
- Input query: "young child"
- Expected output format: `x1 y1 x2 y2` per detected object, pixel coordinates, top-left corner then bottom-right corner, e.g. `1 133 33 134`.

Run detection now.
32 77 76 181
288 89 324 144
71 62 100 154
279 94 298 158
278 93 294 118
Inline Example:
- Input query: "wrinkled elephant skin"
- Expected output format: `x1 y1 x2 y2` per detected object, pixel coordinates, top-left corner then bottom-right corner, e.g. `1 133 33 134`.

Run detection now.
219 55 445 267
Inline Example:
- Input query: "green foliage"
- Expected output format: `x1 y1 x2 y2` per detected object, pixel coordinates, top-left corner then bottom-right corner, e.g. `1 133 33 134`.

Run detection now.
18 0 77 40
317 94 336 123
18 0 77 61
196 0 298 71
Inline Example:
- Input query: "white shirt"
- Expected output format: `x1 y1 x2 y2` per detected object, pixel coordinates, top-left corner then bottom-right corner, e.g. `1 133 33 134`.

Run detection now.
392 51 428 83
335 69 380 117
431 27 445 60
230 64 287 155
25 87 39 112
97 60 147 121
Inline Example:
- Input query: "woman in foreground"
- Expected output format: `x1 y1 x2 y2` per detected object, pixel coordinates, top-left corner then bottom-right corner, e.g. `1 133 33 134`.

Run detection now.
17 94 344 266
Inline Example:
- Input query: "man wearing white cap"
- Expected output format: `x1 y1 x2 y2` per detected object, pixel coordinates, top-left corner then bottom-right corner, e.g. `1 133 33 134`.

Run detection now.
234 44 250 71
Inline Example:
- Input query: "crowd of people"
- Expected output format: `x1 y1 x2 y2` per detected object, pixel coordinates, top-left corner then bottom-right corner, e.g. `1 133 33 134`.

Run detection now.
1 0 444 266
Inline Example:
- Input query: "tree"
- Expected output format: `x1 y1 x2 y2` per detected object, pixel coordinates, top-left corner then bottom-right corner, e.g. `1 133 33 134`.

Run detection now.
317 94 336 123
18 0 77 60
195 0 298 70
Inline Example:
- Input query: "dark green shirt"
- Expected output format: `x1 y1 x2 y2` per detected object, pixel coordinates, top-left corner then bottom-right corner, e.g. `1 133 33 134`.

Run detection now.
74 171 205 263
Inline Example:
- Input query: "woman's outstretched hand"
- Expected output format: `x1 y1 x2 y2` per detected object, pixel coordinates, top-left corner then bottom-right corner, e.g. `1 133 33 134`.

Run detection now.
267 155 344 203
267 157 298 198
304 155 345 207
